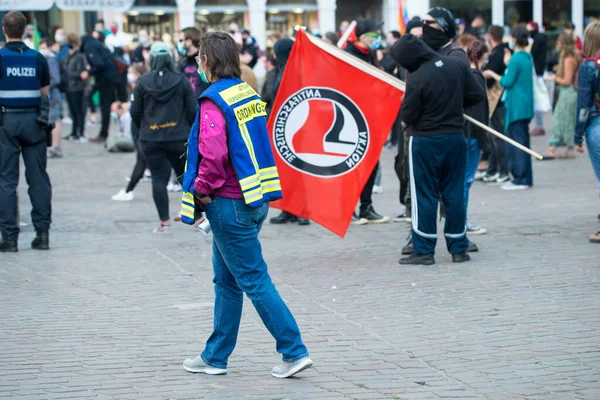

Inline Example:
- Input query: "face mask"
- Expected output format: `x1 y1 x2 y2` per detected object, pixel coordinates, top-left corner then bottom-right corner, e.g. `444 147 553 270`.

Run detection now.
386 39 395 47
198 67 209 83
139 35 148 45
422 24 449 51
39 49 49 57
312 28 321 36
111 26 118 35
369 36 382 50
177 42 186 55
127 73 137 84
508 39 515 51
111 112 119 120
95 27 104 33
55 33 64 43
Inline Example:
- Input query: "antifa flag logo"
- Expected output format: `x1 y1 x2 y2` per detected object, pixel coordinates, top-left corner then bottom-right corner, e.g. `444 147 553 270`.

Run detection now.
272 87 369 177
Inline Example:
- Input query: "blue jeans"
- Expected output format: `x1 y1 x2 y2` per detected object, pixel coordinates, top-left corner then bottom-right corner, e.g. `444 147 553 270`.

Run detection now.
586 116 600 197
464 138 480 221
506 120 533 187
201 197 309 369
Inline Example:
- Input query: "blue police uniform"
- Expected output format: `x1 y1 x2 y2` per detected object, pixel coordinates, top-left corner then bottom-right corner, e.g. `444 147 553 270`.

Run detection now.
180 78 282 224
0 42 52 251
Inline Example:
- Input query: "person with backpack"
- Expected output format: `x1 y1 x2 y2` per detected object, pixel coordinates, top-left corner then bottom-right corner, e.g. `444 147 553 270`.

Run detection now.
575 21 600 243
39 39 64 158
176 27 209 98
63 33 89 142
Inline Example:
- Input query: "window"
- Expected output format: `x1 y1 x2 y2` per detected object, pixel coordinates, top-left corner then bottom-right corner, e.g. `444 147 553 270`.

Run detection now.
431 0 492 29
584 0 599 28
504 0 532 27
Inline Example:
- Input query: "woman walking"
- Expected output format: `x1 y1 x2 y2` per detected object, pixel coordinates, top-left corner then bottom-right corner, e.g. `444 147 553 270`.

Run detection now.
130 42 197 233
63 33 89 142
483 26 534 191
181 32 313 378
575 21 600 243
546 34 581 159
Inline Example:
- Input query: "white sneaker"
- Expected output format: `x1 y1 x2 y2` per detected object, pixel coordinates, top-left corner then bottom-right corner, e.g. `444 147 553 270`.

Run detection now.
183 356 227 375
62 116 73 124
170 183 182 192
79 137 88 144
466 223 487 235
271 357 313 379
475 171 487 181
501 182 529 191
482 173 499 183
372 185 383 194
111 189 134 201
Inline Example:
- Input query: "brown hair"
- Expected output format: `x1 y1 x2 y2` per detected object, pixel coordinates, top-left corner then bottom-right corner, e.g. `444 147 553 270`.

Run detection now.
182 27 202 48
487 25 503 43
467 40 489 65
583 21 600 59
457 34 477 50
66 33 80 47
40 38 54 48
2 12 27 39
133 63 148 75
199 32 241 81
557 33 581 78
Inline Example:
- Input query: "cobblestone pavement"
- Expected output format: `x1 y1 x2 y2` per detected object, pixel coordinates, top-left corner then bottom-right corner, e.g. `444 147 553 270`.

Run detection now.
1 119 599 400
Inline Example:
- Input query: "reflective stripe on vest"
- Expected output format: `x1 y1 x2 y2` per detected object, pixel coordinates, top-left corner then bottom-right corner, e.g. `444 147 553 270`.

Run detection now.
0 89 41 98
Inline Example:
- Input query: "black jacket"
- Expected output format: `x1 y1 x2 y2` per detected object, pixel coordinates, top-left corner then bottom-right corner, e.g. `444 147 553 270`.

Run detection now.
484 43 509 88
63 50 88 93
392 34 485 137
530 31 547 77
345 41 376 65
262 69 277 115
271 38 294 101
464 69 490 150
176 52 210 98
130 70 197 143
81 35 119 83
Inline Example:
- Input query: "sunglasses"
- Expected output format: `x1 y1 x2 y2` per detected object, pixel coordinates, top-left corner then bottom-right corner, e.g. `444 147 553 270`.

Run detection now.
423 18 448 30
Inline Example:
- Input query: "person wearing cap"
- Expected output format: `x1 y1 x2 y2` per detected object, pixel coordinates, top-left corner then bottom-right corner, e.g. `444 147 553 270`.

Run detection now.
130 41 197 233
406 19 423 38
344 19 390 225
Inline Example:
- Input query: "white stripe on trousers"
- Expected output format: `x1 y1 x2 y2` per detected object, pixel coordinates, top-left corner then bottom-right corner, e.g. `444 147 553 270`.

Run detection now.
408 136 438 240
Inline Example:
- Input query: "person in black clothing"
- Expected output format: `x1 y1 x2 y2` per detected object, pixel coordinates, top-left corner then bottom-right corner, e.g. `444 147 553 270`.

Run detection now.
261 54 277 115
176 27 210 98
464 15 485 40
527 21 548 136
268 38 311 226
345 19 390 225
241 29 259 69
63 33 89 141
132 29 151 64
482 25 511 184
392 34 485 266
81 34 120 143
130 42 197 233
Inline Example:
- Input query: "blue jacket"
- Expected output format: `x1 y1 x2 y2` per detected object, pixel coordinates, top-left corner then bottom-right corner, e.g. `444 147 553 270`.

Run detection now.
180 78 282 225
575 58 600 146
0 46 41 107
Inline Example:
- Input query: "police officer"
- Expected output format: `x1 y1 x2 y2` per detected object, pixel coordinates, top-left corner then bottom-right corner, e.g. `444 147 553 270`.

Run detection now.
0 12 52 252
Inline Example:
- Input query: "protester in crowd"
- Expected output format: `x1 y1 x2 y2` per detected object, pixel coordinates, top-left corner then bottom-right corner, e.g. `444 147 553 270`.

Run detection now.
176 27 209 97
456 18 466 37
239 49 259 92
94 19 110 37
484 25 534 190
112 64 150 202
482 25 511 184
106 101 134 153
133 29 151 64
39 39 63 158
564 22 584 53
392 34 484 265
464 40 490 236
406 19 423 38
182 31 312 379
465 15 485 39
261 54 277 115
241 29 259 69
457 34 478 51
269 38 310 226
344 19 390 225
53 27 69 61
381 30 403 151
228 22 244 46
82 33 120 143
63 33 89 142
130 42 196 233
324 31 340 45
545 34 581 159
527 21 548 136
23 24 34 48
339 20 350 36
574 21 600 243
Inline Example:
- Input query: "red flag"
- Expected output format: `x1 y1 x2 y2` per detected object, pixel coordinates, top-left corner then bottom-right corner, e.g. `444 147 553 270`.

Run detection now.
267 30 404 237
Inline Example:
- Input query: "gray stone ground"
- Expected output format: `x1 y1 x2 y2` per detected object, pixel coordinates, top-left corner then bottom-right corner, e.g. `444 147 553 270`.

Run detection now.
1 117 599 400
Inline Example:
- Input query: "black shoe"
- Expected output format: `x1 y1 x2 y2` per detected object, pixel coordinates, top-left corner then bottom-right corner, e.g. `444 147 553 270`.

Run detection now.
401 238 414 255
399 253 435 265
269 212 298 225
298 218 310 226
467 240 478 253
359 206 390 224
31 231 49 250
452 252 471 263
0 236 18 253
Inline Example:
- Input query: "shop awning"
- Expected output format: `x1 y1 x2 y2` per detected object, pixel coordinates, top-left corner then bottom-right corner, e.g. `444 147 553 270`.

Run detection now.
2 0 135 11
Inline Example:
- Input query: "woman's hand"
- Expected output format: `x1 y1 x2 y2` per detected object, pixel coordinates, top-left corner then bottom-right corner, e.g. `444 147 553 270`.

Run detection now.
575 145 585 154
196 195 212 205
80 70 89 80
482 70 500 81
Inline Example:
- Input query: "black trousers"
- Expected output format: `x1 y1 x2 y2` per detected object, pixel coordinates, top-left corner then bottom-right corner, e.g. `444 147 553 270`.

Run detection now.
97 79 115 138
394 127 409 210
141 140 186 221
125 140 147 193
359 163 378 213
487 105 509 176
0 112 52 238
66 91 86 138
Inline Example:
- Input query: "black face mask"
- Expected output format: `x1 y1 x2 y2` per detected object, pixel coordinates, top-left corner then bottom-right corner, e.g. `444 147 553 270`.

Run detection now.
529 30 537 38
422 24 449 51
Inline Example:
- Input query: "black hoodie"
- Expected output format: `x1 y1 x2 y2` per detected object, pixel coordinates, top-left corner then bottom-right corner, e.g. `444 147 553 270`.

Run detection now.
81 35 119 83
392 34 485 137
271 38 294 101
130 70 197 142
